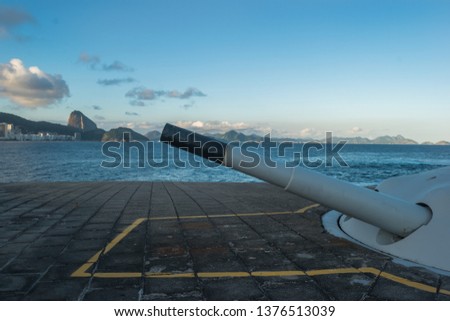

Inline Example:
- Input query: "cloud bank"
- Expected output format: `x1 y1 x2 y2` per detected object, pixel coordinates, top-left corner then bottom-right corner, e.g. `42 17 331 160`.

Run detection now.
78 53 133 72
126 87 206 106
174 120 271 135
0 58 70 108
78 53 100 69
97 77 135 86
0 5 34 41
102 61 133 72
166 88 206 99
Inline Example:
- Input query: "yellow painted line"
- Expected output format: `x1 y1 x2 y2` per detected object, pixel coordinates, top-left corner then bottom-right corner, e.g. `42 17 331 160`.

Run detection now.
71 209 450 297
306 267 359 276
150 215 207 221
87 250 103 263
360 267 447 295
440 288 450 296
295 203 321 213
94 272 143 278
197 272 250 278
146 272 196 278
251 270 305 277
148 204 320 221
73 266 450 296
103 218 147 255
379 271 439 294
71 218 146 278
76 267 450 296
359 267 441 295
71 263 94 277
358 267 382 275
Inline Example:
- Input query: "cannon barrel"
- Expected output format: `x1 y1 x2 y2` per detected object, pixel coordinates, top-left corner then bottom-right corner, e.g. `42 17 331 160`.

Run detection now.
160 123 432 237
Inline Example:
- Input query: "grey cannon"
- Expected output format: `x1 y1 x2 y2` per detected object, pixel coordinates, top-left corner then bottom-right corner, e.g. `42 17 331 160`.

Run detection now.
160 123 431 238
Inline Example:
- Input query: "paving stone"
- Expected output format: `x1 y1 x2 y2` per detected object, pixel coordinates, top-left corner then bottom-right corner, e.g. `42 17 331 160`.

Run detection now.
142 290 203 301
65 239 107 251
437 276 450 301
98 252 144 267
9 233 41 244
2 257 55 274
310 273 375 300
40 264 80 281
145 277 199 295
84 286 141 300
0 273 40 293
369 277 436 300
22 244 66 257
0 182 446 300
146 256 193 274
259 278 328 300
25 279 89 300
202 278 266 300
0 242 28 255
56 250 100 265
90 277 142 289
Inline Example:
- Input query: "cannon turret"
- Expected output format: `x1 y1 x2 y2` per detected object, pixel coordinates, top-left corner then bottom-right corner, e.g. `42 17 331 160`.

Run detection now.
160 123 450 272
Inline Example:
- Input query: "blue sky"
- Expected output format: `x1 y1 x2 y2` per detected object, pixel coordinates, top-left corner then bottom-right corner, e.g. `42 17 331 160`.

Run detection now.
1 0 449 142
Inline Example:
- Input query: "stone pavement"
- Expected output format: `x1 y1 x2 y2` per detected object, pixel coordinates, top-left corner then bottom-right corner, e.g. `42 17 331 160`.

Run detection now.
0 182 448 300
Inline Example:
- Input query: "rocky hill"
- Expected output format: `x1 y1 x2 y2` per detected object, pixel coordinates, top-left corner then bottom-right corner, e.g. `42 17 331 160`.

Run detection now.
370 135 417 145
0 112 80 136
67 110 98 131
102 127 149 142
66 110 105 140
145 130 162 141
211 130 263 142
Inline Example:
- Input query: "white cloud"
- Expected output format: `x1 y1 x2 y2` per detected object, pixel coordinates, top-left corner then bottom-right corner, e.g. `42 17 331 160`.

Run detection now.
0 58 70 108
93 119 270 136
191 120 204 128
135 122 153 130
350 126 363 134
299 128 315 138
174 120 270 135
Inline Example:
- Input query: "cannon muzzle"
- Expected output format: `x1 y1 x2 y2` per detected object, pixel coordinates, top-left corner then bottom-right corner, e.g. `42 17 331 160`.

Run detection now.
160 123 432 237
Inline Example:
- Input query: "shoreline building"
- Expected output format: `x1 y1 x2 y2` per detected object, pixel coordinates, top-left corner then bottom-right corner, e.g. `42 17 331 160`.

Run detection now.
0 123 14 139
0 123 78 141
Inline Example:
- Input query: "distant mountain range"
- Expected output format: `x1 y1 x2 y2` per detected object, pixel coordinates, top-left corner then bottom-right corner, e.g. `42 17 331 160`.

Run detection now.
147 129 449 145
1 111 448 145
0 111 148 142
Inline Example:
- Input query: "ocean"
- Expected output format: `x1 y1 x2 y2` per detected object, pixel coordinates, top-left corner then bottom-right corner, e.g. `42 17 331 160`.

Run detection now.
0 141 449 185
